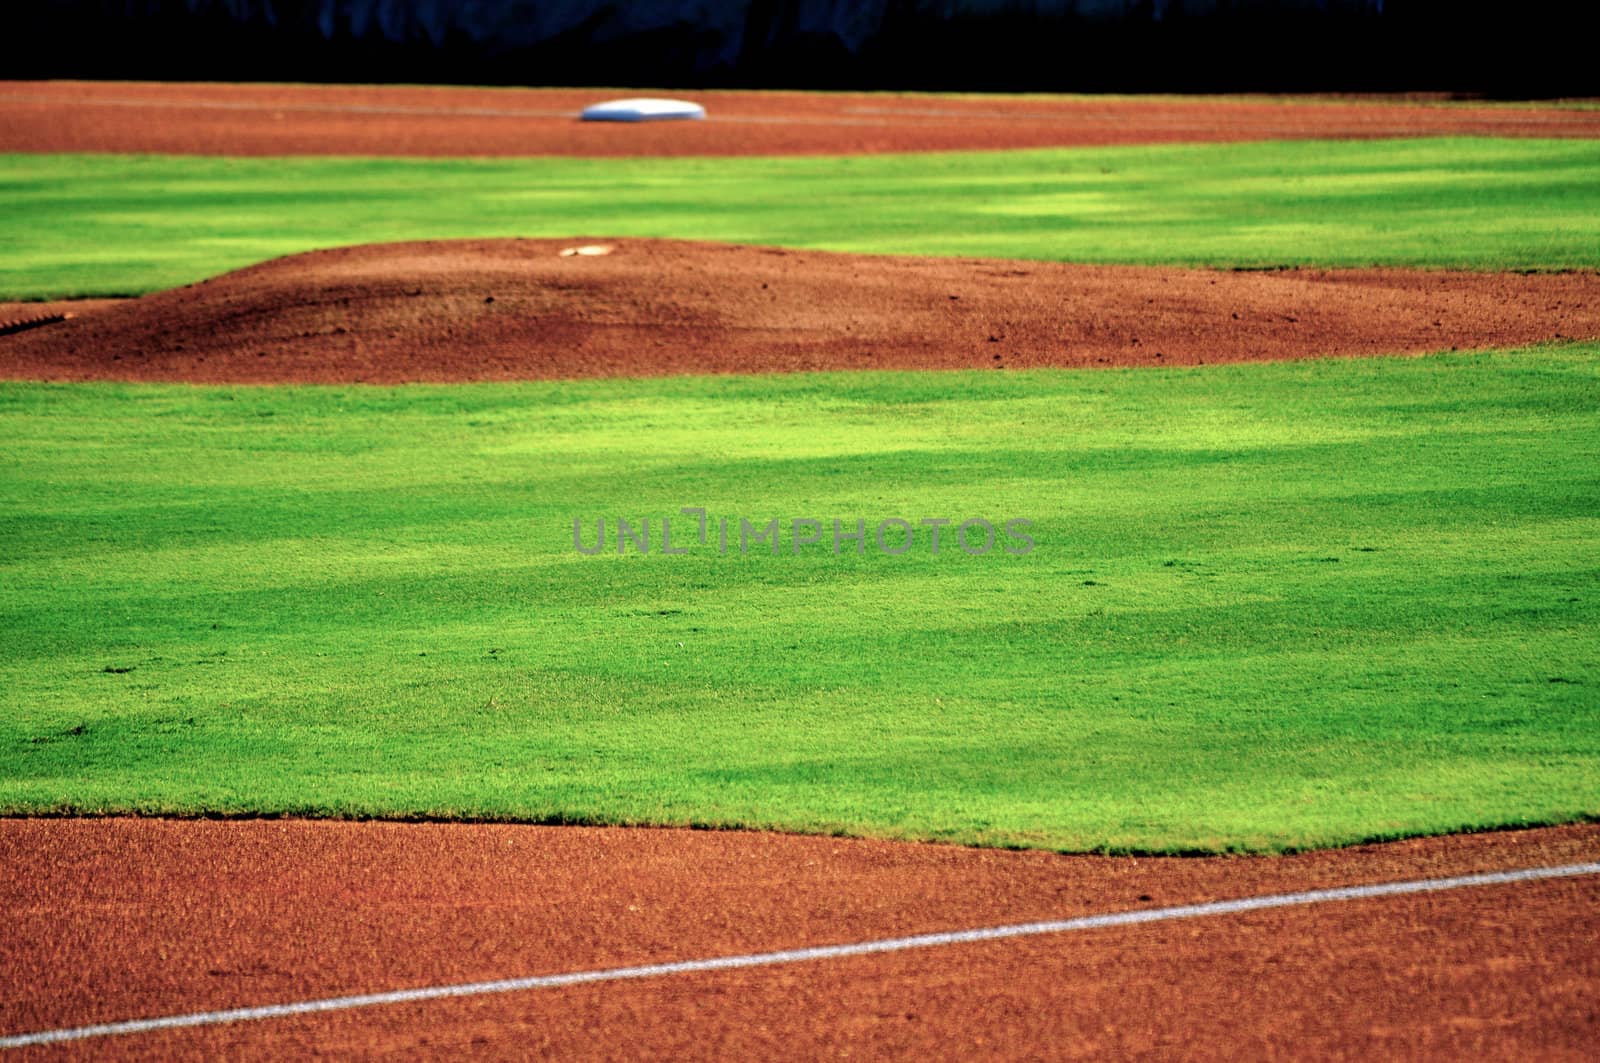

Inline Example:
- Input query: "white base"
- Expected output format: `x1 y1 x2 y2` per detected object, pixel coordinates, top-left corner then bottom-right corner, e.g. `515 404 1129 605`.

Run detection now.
580 98 707 123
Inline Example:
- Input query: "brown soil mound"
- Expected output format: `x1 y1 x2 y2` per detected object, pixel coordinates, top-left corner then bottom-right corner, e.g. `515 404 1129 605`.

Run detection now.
1 819 1595 1059
4 239 1597 384
4 81 1599 157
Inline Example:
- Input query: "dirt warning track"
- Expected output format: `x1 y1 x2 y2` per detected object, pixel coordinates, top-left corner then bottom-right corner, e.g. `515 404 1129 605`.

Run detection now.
4 239 1598 384
1 820 1596 1059
3 81 1600 157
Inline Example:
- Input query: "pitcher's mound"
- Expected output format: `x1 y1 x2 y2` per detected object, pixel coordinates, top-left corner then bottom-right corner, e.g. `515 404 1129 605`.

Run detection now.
4 239 1598 384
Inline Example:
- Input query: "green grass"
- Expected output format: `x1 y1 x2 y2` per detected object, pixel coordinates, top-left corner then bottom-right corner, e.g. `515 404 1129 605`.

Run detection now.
4 136 1600 299
4 129 1598 852
3 349 1596 852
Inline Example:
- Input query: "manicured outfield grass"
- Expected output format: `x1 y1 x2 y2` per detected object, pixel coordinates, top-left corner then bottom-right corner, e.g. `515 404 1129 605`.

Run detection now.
2 349 1596 852
4 136 1600 299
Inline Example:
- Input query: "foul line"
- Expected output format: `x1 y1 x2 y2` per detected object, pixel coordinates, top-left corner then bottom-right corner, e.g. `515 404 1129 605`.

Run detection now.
4 861 1596 1049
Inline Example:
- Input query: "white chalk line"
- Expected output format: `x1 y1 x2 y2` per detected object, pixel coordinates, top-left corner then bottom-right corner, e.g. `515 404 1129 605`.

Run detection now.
0 93 876 126
837 105 1596 129
3 860 1596 1050
0 93 581 120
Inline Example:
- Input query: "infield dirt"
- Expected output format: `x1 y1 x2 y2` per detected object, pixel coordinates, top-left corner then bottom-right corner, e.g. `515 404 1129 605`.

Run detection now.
4 80 1600 157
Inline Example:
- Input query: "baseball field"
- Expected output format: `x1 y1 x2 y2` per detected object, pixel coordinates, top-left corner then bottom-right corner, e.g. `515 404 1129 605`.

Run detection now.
1 81 1598 1057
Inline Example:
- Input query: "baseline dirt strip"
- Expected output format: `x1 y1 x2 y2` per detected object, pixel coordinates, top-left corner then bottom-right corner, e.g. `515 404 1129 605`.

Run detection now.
2 820 1597 1058
4 860 1597 1051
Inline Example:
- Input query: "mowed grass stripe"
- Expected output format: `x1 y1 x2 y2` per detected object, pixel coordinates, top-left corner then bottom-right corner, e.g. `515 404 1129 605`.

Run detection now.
2 349 1596 852
4 136 1600 299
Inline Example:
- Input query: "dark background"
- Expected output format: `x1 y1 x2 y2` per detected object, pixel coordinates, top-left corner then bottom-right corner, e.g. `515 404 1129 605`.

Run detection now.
11 1 1594 97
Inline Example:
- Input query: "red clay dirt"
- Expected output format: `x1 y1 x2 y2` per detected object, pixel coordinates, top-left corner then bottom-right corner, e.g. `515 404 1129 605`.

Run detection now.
3 80 1600 157
0 819 1595 1060
5 238 1598 384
